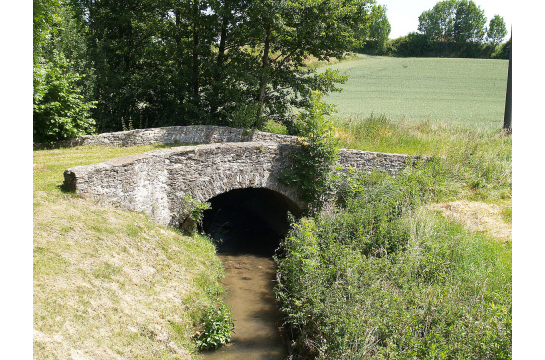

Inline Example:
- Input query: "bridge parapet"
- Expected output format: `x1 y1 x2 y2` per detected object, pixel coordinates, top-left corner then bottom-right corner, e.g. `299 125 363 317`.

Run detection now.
64 136 426 227
34 125 297 150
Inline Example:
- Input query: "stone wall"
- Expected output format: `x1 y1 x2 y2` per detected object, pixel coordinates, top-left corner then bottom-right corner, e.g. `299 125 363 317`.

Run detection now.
34 125 297 150
64 140 425 227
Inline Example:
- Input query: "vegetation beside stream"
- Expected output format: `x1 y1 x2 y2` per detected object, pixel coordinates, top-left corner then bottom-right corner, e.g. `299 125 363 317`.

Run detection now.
273 104 512 359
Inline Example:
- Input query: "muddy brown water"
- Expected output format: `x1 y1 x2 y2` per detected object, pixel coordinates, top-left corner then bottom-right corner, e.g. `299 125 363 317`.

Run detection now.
200 253 286 360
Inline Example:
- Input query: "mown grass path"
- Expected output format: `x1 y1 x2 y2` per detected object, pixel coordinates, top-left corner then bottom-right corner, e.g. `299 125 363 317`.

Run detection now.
322 55 508 129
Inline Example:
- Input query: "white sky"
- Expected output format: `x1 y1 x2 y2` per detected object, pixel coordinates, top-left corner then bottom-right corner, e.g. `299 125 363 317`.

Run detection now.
380 0 513 40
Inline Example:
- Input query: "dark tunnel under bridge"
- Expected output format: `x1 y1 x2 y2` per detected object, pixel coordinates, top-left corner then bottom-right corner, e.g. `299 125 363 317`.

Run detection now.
199 187 302 256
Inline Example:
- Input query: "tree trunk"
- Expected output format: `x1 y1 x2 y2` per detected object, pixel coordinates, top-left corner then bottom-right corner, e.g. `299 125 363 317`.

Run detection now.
192 1 200 99
256 23 271 125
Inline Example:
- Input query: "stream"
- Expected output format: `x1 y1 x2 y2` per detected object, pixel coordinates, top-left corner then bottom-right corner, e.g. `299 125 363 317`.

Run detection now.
199 253 286 360
198 187 300 359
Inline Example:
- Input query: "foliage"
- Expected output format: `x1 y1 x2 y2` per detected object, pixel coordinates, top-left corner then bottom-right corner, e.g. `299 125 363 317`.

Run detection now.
182 195 211 233
194 303 235 350
418 0 487 44
282 91 339 215
487 15 507 44
365 5 391 54
34 0 96 143
275 166 512 359
262 120 289 135
418 0 458 41
491 38 511 59
63 0 381 133
33 52 96 143
453 0 487 43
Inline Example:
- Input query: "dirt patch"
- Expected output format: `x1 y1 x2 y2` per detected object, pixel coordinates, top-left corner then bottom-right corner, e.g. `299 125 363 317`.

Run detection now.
33 164 49 171
428 200 512 241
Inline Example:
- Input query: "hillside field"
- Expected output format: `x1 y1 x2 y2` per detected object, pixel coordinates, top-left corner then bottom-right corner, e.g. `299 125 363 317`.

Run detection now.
320 55 509 129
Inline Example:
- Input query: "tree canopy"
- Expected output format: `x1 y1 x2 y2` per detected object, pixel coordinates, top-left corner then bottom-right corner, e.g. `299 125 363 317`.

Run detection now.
33 0 381 141
417 0 488 43
487 15 507 44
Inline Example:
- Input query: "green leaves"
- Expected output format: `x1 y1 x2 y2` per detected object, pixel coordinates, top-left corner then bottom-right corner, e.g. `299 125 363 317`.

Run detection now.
418 0 488 44
33 52 96 143
194 303 235 350
282 91 339 215
487 15 507 45
275 167 512 359
40 0 382 134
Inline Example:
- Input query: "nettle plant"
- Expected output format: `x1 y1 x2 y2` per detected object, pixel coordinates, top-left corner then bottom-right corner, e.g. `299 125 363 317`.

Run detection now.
195 304 235 350
282 91 339 215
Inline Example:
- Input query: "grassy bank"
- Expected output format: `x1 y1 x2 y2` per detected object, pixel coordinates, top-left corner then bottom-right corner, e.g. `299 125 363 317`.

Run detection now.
274 113 512 358
320 55 508 129
33 145 224 359
335 115 511 204
275 161 512 359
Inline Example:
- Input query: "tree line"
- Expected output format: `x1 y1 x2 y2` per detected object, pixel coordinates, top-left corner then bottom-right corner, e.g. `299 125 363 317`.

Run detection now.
361 0 509 58
33 0 382 143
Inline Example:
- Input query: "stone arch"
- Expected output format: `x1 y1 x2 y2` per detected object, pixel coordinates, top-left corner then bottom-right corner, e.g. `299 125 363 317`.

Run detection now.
198 187 302 255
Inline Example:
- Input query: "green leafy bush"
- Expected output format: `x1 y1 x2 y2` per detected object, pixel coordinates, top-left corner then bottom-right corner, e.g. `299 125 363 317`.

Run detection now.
181 195 211 233
282 91 339 215
194 303 235 350
275 166 511 359
262 120 289 135
33 52 96 143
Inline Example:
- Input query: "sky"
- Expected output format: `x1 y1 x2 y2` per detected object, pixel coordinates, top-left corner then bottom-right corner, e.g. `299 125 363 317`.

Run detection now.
381 0 513 40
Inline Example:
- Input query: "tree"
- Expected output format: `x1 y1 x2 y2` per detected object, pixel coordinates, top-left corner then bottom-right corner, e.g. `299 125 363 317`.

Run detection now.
418 0 458 41
487 15 507 44
368 5 391 52
62 0 380 134
418 0 487 44
453 0 486 43
237 0 376 126
33 52 96 142
34 0 96 143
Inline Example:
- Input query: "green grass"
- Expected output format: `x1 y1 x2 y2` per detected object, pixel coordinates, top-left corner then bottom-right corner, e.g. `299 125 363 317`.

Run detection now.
333 115 512 204
33 144 225 359
321 55 508 129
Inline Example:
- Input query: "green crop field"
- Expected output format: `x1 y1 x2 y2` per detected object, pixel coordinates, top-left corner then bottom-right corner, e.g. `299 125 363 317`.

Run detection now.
320 55 509 129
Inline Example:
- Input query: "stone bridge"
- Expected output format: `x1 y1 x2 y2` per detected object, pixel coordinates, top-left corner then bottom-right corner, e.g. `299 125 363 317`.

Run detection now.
63 126 423 244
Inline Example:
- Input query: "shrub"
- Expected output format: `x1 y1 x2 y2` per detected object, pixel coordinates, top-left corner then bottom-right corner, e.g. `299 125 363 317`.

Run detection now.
181 195 211 233
194 303 235 350
282 91 339 215
33 52 96 143
275 166 511 359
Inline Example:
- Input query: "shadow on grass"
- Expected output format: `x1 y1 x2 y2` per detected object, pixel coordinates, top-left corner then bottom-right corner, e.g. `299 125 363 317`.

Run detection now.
57 183 76 194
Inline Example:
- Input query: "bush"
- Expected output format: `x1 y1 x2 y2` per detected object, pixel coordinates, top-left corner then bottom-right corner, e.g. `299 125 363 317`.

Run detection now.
194 303 235 350
180 195 211 233
282 91 339 215
275 166 512 359
33 52 96 143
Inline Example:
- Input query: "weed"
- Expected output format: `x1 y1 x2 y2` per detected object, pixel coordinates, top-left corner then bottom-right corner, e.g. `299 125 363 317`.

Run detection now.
194 303 235 350
276 164 511 359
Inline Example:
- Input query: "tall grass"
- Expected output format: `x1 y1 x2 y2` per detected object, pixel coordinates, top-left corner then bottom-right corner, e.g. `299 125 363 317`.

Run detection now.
334 115 512 203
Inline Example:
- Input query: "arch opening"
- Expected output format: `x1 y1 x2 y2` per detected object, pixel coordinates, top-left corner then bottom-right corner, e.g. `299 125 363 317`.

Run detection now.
199 188 302 256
